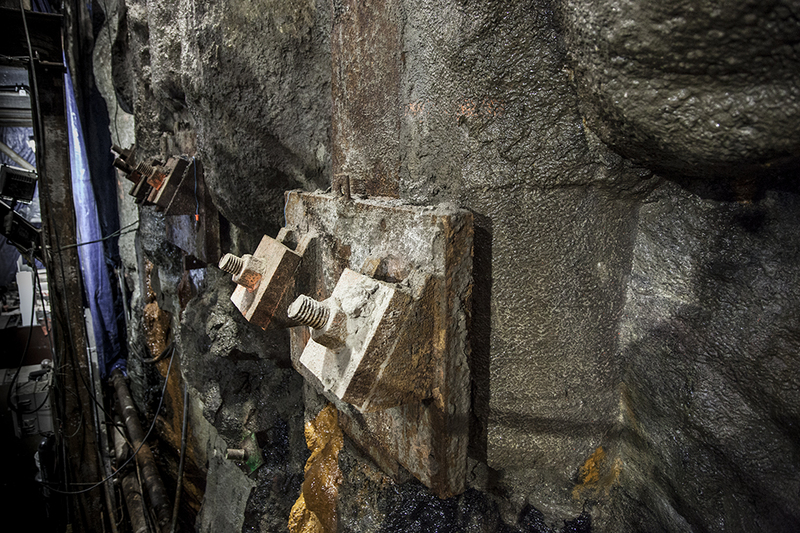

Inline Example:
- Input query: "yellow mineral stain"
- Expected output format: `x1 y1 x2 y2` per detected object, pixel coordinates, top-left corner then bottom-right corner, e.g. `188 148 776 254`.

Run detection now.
288 404 343 533
572 446 622 501
288 493 324 533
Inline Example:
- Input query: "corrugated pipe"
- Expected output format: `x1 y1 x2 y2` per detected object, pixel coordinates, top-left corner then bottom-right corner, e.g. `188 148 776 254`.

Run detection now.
111 368 172 532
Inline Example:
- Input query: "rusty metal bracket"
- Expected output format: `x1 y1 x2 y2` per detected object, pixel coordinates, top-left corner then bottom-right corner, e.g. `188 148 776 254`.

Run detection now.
284 191 472 498
290 267 434 413
113 147 220 265
220 229 315 329
111 146 201 215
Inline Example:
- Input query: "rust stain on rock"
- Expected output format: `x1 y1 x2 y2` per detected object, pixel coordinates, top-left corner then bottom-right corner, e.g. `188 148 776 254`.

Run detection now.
572 446 622 501
331 0 402 198
143 260 171 357
289 404 343 533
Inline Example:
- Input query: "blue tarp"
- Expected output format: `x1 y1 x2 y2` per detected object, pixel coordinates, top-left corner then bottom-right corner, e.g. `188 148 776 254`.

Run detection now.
65 64 125 378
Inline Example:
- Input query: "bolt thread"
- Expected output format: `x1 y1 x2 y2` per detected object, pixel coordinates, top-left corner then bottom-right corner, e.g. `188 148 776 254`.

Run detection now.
288 295 329 330
219 253 244 276
136 161 155 177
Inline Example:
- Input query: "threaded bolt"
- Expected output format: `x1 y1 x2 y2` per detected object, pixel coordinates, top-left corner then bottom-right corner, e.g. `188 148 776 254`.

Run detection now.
219 253 244 276
288 295 330 330
136 161 155 177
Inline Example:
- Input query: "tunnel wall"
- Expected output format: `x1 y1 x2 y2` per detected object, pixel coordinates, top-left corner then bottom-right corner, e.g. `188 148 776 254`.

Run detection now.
92 0 800 531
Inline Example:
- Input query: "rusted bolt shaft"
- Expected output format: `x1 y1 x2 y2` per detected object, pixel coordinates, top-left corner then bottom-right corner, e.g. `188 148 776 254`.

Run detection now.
288 295 330 330
219 253 245 276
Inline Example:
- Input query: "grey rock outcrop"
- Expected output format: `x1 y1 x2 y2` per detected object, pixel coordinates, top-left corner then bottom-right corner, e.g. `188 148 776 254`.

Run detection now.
117 0 332 235
560 0 800 179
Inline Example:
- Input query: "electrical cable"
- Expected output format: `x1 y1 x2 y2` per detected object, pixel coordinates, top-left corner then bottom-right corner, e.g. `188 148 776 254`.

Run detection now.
170 381 190 533
58 220 138 251
17 11 78 524
0 54 24 61
44 343 177 495
193 156 199 224
64 408 83 438
53 336 122 444
142 341 174 364
19 10 137 463
19 0 86 443
23 263 56 416
13 264 58 416
34 258 54 351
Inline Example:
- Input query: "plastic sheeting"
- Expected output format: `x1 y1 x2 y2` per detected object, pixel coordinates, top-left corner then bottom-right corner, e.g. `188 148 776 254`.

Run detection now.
65 64 125 378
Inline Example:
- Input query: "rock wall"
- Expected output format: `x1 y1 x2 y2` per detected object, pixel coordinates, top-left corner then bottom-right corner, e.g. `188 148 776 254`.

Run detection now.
95 0 800 531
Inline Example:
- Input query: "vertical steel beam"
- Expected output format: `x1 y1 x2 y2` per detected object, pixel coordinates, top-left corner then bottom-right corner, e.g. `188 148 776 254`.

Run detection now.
331 0 403 198
1 7 104 531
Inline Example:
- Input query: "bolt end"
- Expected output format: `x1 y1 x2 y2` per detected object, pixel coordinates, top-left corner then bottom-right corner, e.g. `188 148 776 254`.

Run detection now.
219 253 245 276
226 448 247 461
288 295 330 330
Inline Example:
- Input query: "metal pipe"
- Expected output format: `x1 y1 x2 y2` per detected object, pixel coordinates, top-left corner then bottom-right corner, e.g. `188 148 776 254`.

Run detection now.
0 140 36 171
112 417 148 533
225 448 247 461
111 368 172 532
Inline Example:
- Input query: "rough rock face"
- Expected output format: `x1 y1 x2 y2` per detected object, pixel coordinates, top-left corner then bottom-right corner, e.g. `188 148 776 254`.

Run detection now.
396 0 651 525
121 0 331 235
560 0 800 179
181 274 307 532
182 0 332 234
101 0 800 531
614 182 800 532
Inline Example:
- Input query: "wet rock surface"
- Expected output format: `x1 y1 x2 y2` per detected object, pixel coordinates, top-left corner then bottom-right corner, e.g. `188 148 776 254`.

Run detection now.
337 441 594 533
560 0 800 179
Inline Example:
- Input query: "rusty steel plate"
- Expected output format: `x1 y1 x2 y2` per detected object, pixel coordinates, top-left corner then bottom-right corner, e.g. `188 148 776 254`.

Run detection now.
285 191 472 498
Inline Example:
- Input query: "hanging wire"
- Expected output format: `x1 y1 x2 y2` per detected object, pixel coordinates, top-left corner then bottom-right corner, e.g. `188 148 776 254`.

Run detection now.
19 2 91 481
58 220 139 251
193 156 199 224
170 381 190 533
45 343 177 495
